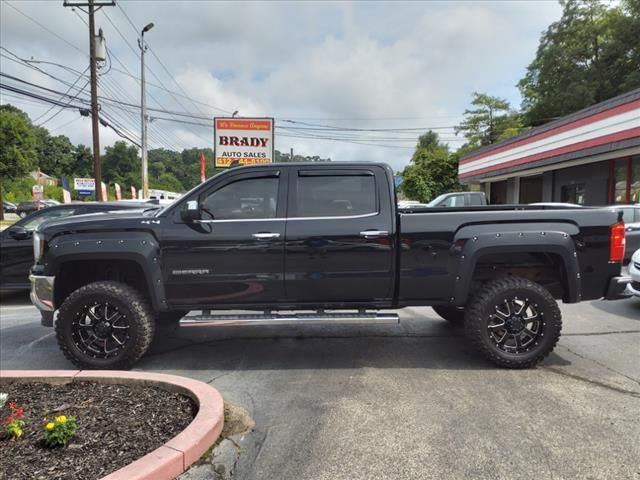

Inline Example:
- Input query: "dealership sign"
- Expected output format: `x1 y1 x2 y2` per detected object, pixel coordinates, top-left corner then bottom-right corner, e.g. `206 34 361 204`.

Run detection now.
214 118 274 168
74 178 95 196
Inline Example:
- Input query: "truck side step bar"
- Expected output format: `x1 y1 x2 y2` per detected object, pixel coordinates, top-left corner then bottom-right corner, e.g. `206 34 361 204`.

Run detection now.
179 311 400 327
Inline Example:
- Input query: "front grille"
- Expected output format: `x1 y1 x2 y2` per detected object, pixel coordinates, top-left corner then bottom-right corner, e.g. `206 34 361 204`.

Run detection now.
632 281 640 291
634 262 640 270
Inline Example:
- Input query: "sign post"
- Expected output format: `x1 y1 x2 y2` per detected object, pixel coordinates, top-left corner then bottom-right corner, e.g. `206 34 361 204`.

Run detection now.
214 117 274 168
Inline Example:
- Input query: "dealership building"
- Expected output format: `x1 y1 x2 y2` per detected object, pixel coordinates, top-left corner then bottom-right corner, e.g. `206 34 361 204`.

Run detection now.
458 89 640 205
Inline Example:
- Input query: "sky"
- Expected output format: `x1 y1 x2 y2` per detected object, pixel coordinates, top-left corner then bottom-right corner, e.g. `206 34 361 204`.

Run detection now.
0 0 563 173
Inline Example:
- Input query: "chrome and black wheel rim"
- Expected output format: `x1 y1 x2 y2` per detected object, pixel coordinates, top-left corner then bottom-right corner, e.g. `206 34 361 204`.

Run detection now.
71 302 130 359
487 297 544 355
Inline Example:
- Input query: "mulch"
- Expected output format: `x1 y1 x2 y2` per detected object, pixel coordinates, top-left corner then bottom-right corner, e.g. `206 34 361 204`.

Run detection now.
0 380 197 480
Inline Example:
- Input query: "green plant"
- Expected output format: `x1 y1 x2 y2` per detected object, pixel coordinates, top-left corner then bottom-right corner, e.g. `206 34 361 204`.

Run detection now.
43 415 76 447
4 402 25 440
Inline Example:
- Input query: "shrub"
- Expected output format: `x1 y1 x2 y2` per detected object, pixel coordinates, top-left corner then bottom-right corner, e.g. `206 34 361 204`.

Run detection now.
3 402 25 440
43 415 77 447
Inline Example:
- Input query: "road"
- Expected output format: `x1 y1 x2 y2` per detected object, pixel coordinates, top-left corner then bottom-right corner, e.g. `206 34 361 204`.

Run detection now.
1 292 639 480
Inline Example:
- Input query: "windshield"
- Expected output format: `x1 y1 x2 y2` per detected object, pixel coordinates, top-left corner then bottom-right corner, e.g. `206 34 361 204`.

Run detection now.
426 194 447 207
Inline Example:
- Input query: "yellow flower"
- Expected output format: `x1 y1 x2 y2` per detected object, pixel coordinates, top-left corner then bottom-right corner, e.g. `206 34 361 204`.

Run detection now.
55 415 67 424
46 422 55 431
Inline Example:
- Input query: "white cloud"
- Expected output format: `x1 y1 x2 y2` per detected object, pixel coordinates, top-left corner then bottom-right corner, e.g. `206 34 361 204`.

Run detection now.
1 0 562 171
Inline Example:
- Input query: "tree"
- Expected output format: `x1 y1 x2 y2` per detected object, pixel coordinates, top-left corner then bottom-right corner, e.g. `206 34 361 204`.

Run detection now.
455 92 523 146
400 131 463 203
518 0 640 125
72 145 93 178
102 141 141 189
34 128 75 178
0 110 37 220
151 172 183 192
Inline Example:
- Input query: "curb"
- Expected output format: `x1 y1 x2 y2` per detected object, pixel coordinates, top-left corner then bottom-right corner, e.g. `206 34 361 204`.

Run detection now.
0 370 224 480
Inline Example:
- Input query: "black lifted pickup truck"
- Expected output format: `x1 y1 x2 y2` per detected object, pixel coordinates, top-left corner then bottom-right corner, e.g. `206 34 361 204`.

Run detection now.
30 162 629 369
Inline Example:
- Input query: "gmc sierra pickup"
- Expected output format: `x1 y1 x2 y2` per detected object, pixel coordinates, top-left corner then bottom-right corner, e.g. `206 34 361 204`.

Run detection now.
29 162 629 370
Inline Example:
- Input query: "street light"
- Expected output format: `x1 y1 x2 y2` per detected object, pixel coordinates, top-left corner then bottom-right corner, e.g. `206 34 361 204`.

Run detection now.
139 22 154 199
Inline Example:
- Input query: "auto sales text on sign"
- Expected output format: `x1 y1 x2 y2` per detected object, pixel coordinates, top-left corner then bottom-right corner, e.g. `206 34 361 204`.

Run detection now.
214 118 274 168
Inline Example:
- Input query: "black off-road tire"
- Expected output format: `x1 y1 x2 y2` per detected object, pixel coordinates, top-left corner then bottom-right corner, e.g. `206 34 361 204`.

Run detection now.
56 281 155 370
432 306 465 325
464 276 562 369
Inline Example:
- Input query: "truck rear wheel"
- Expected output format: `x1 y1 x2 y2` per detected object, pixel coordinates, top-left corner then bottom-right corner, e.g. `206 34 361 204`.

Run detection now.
464 276 562 369
432 306 465 325
56 281 155 370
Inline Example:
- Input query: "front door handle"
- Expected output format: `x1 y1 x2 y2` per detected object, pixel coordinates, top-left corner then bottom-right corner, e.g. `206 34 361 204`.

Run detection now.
252 232 281 240
359 230 389 239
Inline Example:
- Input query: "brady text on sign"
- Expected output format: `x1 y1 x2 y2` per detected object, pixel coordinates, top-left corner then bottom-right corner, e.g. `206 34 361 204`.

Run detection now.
214 118 274 168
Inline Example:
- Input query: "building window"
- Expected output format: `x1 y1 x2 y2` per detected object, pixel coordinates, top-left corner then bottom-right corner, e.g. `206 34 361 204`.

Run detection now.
609 156 640 204
561 184 586 205
631 158 640 203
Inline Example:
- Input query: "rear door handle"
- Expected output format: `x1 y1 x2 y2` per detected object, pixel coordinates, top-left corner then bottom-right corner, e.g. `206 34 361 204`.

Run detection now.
252 232 280 240
359 230 389 239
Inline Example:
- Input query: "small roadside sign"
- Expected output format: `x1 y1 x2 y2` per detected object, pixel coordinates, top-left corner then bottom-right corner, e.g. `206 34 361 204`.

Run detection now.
32 185 44 200
74 178 96 196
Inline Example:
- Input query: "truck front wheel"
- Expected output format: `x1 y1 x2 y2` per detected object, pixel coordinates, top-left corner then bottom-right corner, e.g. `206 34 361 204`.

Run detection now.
56 281 155 370
464 276 562 369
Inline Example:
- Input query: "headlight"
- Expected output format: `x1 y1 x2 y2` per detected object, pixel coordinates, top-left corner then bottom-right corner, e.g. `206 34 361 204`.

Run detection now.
33 232 46 262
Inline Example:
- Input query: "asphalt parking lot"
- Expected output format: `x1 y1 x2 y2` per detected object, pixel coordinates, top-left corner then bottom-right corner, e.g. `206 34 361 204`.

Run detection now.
1 292 639 480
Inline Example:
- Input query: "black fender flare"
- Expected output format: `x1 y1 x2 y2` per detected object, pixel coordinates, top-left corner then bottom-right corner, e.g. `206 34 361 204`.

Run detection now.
46 231 166 311
452 226 581 306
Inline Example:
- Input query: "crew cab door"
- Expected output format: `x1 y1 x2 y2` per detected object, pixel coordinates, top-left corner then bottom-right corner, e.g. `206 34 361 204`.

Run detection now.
160 168 287 307
284 166 395 303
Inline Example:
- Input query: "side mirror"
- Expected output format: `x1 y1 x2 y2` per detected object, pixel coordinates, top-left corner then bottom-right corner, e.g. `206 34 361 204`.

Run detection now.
8 225 31 240
180 200 202 223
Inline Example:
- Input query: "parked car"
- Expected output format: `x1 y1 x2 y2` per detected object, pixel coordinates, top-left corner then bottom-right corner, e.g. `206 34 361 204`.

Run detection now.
29 162 628 370
427 191 488 207
15 199 63 217
0 201 156 291
614 205 640 261
16 200 46 218
627 249 640 297
2 200 17 214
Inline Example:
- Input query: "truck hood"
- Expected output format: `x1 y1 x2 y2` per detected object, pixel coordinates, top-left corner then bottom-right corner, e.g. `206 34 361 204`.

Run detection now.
37 209 161 238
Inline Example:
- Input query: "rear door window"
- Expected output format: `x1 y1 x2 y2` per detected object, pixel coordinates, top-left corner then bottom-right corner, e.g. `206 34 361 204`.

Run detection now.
293 172 377 217
469 194 484 206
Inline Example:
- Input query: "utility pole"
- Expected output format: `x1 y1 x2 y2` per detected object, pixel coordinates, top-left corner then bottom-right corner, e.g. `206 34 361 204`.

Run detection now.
138 22 154 199
88 1 102 200
63 0 114 201
290 147 294 162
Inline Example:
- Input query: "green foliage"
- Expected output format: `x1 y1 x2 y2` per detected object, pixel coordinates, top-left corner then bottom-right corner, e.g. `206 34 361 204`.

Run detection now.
71 145 93 178
455 92 524 146
0 109 37 188
34 128 76 178
102 141 141 188
518 0 640 125
43 415 77 448
3 402 25 440
400 131 464 203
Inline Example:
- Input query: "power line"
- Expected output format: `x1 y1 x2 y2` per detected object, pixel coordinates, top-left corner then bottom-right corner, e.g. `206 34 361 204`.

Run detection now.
35 67 90 126
4 1 87 57
119 2 208 115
